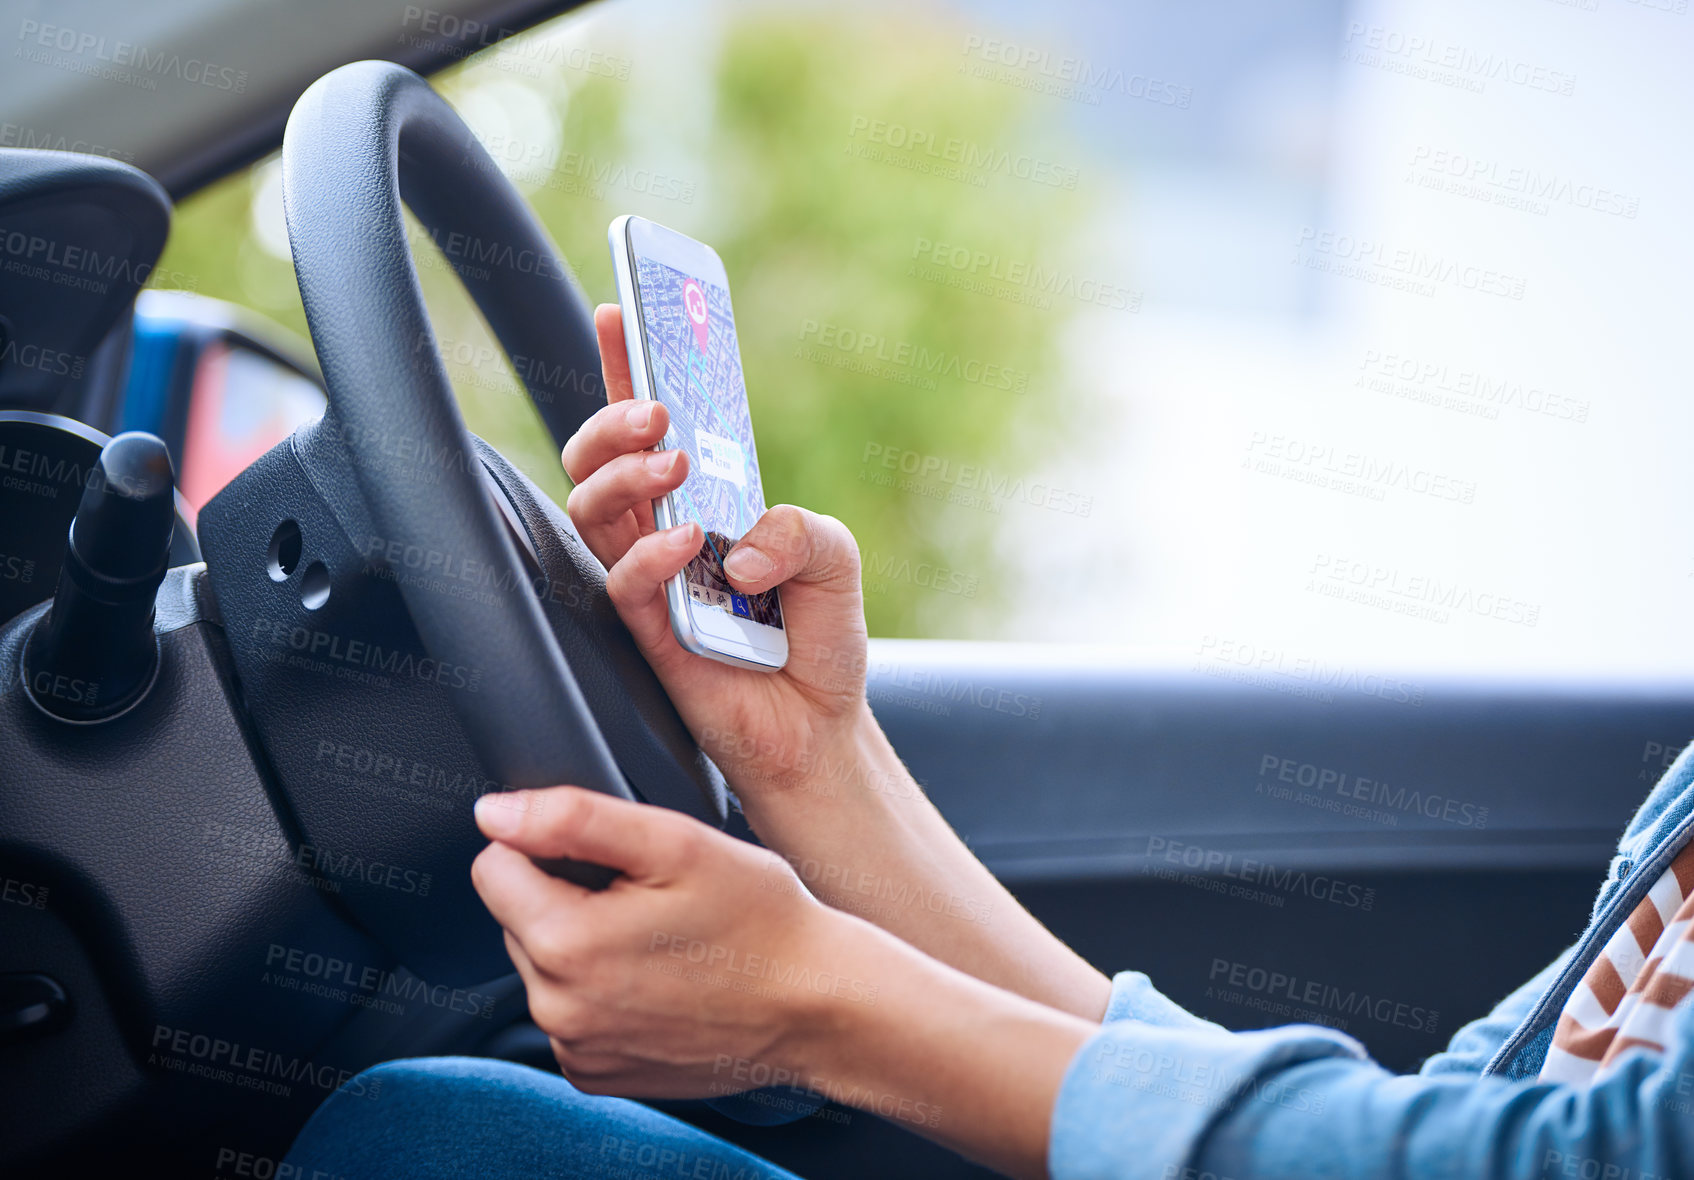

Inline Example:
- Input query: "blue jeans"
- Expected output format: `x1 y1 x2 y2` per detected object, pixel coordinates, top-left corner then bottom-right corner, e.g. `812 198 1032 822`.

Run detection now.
285 1057 802 1180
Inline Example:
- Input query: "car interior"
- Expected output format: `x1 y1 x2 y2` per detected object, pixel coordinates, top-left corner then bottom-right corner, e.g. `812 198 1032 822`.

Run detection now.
2 0 1691 1176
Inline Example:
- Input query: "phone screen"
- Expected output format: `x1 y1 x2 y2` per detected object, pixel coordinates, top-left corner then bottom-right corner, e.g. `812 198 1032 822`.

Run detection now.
630 254 783 632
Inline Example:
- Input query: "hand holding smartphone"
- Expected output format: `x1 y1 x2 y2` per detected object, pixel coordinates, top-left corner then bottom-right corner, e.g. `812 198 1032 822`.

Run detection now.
607 216 788 672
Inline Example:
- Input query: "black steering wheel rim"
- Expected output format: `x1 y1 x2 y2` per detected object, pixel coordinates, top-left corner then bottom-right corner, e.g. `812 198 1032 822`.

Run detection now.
279 61 689 810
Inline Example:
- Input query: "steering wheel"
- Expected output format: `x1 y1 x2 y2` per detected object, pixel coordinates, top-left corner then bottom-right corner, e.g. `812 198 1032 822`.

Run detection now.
277 62 725 884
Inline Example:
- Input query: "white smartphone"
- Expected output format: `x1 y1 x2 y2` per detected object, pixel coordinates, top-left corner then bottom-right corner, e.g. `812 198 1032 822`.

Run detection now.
608 215 788 672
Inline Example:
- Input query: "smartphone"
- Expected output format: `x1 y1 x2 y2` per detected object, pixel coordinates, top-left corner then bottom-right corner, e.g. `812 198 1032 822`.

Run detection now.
608 215 788 671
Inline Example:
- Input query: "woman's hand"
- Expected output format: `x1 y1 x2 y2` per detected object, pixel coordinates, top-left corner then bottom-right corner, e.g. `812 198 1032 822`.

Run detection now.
470 785 864 1098
469 785 1095 1180
561 305 1112 1026
563 304 870 806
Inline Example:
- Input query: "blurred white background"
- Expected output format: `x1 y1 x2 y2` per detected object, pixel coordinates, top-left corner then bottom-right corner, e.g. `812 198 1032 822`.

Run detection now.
964 0 1694 677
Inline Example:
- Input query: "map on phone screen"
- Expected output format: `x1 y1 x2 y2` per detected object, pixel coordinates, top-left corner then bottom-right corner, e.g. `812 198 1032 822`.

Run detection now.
633 256 783 629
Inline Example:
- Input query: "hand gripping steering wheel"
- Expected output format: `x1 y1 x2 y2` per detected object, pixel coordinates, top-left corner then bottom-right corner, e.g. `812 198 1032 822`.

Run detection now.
279 61 726 888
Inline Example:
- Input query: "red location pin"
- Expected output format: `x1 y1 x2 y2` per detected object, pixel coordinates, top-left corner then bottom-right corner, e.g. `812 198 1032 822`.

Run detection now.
683 278 710 353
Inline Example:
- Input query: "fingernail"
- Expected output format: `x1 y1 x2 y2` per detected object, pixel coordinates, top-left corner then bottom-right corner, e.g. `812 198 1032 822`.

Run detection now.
629 402 655 429
666 523 698 548
474 793 522 838
646 450 678 474
724 545 772 582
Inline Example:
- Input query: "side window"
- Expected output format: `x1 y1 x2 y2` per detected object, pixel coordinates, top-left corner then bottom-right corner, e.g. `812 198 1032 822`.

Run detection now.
155 2 1693 676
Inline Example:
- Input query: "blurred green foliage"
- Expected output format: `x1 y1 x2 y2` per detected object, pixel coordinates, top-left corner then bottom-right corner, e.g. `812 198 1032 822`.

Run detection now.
152 4 1086 636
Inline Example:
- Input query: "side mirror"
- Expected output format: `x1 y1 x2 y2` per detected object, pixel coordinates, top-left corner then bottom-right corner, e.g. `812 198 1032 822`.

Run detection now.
121 290 327 511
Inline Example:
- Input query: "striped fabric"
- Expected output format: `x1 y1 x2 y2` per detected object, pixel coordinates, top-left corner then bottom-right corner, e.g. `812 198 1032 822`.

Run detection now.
1540 841 1694 1084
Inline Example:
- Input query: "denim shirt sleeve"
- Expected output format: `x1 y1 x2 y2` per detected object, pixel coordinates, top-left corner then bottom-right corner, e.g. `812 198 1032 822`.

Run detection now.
1100 971 1224 1033
1050 971 1694 1180
1100 956 1580 1080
